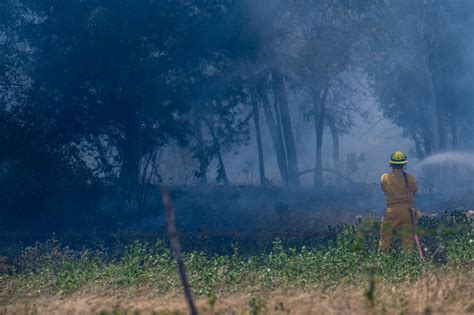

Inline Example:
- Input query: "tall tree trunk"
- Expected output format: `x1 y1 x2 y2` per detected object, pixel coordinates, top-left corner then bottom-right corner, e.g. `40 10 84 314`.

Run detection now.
450 112 458 150
271 74 287 162
250 85 267 186
193 115 208 185
422 52 442 153
423 53 447 186
419 6 444 153
120 136 140 198
312 84 329 188
119 107 140 201
137 148 158 215
327 115 340 185
418 4 447 188
257 80 289 185
410 130 425 159
202 116 230 186
327 115 340 166
422 128 433 156
271 67 300 187
449 111 458 181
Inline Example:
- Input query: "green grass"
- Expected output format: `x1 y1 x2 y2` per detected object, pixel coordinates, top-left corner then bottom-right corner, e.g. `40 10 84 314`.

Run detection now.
1 212 472 301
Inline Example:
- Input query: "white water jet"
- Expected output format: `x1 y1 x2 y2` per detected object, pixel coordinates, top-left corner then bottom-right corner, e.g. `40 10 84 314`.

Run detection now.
413 151 474 172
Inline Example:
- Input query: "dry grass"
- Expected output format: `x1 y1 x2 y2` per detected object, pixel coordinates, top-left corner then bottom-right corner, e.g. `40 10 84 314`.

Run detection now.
1 272 472 315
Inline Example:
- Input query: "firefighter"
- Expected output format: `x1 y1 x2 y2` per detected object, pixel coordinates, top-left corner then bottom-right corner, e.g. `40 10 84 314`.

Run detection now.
379 151 419 255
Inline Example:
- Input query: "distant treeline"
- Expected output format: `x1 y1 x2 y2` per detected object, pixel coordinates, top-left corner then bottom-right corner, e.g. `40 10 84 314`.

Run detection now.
1 1 473 230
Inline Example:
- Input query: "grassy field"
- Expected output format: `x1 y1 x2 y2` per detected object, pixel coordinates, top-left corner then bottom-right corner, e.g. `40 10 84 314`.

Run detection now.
0 211 472 314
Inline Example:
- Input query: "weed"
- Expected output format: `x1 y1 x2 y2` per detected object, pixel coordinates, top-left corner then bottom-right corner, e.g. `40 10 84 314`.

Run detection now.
274 301 289 314
207 291 217 314
365 274 376 307
248 297 266 315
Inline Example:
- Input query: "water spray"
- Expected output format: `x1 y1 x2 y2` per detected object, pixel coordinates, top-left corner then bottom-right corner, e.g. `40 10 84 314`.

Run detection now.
414 151 474 171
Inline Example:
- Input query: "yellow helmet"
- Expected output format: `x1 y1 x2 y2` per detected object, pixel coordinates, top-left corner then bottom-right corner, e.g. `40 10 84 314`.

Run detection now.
390 151 408 165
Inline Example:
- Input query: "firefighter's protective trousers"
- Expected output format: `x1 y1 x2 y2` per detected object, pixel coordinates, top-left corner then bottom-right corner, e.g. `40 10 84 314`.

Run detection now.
379 169 418 255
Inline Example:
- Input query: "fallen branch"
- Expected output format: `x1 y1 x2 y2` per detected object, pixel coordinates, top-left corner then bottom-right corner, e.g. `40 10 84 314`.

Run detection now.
298 167 356 184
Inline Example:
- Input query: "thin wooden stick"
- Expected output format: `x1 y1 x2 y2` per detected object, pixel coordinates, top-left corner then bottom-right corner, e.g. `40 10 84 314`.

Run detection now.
160 186 198 315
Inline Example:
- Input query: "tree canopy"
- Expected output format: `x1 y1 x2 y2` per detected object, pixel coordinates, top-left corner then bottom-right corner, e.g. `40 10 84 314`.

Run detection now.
1 0 472 231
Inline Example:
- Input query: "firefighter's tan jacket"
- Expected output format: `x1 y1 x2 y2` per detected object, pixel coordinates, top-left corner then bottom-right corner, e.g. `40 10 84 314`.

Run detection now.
379 168 418 255
381 168 417 206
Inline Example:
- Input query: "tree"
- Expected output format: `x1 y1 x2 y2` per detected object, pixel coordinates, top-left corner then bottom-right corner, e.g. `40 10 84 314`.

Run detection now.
287 0 370 187
256 74 289 185
18 1 230 202
0 1 95 230
248 75 267 186
0 0 31 110
365 0 474 158
190 70 251 185
241 0 301 186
